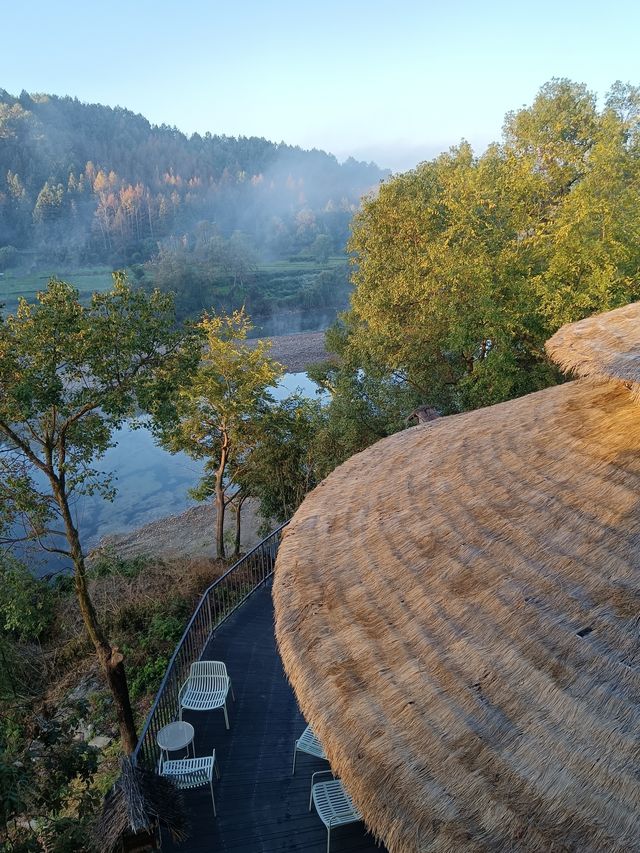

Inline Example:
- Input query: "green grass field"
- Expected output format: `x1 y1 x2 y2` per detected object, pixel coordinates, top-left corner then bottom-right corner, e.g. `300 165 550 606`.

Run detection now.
0 266 116 312
0 256 350 320
256 256 344 274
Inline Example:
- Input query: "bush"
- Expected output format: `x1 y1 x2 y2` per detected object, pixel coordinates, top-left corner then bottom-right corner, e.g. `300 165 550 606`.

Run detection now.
0 556 53 640
127 654 171 702
0 706 101 852
88 550 148 580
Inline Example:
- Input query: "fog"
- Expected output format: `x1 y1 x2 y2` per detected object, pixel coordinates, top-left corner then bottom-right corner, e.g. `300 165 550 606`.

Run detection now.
0 90 388 270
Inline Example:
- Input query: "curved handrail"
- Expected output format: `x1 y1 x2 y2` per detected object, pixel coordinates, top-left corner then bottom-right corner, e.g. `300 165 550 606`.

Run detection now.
133 521 288 766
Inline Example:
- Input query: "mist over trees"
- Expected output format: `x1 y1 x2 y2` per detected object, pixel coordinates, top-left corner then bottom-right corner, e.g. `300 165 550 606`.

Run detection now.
0 90 387 277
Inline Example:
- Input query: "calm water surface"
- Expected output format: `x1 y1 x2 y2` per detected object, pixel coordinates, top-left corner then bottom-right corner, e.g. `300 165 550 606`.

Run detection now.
11 373 322 575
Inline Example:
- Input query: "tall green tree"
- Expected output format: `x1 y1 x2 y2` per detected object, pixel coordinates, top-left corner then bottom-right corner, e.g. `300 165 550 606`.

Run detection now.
159 309 282 558
345 78 640 415
0 274 185 753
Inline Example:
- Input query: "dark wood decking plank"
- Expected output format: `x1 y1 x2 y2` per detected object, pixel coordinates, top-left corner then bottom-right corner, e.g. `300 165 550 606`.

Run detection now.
162 582 383 853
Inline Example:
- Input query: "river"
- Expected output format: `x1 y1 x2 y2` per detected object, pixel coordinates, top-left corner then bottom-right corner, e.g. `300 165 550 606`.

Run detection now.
10 372 324 576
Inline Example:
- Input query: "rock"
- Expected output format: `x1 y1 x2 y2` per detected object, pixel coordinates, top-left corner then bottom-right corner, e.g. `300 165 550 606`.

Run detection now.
74 720 93 741
67 677 102 703
88 734 112 749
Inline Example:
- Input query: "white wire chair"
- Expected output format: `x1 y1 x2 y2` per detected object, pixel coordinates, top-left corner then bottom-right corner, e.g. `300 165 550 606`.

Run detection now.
309 770 363 853
178 660 234 729
159 747 220 816
292 723 327 774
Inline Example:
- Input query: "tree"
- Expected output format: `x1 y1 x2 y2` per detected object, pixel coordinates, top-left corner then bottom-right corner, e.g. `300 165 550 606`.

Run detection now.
159 310 282 558
308 323 425 476
345 79 640 415
235 394 323 525
0 274 185 753
0 244 18 271
223 230 257 289
33 181 65 223
310 233 332 263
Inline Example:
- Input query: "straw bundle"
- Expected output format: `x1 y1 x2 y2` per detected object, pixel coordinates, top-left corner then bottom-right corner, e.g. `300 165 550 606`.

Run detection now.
546 300 640 397
274 306 640 852
96 757 188 852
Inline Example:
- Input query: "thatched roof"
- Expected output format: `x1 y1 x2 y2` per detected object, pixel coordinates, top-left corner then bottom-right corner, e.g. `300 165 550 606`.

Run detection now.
274 305 640 853
546 300 640 396
95 757 188 852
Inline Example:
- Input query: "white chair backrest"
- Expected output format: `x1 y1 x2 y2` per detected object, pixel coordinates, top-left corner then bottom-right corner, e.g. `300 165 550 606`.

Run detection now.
189 660 227 684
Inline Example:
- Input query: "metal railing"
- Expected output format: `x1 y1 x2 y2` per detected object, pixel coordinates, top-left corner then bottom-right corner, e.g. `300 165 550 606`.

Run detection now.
133 521 288 767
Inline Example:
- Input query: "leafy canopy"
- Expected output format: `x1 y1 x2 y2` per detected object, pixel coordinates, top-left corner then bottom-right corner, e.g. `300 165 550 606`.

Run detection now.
0 273 184 551
345 79 640 414
161 309 282 463
157 308 283 557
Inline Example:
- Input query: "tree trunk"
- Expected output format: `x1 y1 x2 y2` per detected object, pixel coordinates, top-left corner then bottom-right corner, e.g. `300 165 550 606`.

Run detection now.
214 444 229 560
99 645 139 755
215 485 226 559
233 495 245 558
54 482 138 753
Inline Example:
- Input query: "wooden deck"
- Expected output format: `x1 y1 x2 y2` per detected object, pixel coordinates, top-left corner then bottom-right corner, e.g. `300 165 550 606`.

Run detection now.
163 582 384 853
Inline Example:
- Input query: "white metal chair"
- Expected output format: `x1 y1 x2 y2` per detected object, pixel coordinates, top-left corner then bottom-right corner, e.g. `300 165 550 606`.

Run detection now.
178 661 234 729
309 770 363 853
292 723 327 774
159 747 220 816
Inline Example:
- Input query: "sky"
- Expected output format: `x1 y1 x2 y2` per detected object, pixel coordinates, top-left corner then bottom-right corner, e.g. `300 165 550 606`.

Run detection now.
1 0 639 172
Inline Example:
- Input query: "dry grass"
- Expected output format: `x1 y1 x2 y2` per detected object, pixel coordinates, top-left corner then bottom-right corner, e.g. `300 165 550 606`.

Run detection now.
274 303 640 852
44 554 230 717
546 300 640 398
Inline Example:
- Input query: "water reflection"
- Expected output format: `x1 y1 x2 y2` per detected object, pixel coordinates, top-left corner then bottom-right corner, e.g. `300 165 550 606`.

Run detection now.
8 373 320 575
270 372 328 402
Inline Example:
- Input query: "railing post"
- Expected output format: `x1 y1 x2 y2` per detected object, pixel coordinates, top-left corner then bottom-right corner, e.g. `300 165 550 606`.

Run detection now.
206 591 213 637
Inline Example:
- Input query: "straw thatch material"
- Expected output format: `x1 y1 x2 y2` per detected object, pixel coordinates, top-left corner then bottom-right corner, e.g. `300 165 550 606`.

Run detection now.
274 311 640 852
546 300 640 395
96 757 188 852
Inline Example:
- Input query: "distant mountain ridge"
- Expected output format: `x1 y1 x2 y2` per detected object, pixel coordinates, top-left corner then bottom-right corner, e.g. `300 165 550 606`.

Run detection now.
0 89 388 268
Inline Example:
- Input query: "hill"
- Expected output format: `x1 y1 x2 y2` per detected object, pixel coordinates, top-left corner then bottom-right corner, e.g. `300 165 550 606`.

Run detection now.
0 90 388 319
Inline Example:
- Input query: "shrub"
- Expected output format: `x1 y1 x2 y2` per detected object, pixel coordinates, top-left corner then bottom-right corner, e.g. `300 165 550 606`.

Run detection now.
0 556 53 640
88 551 148 580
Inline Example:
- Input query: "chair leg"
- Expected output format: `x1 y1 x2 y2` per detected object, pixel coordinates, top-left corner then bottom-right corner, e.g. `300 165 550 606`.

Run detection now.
230 680 235 701
214 757 220 779
292 743 298 775
223 702 229 729
209 779 217 817
309 783 313 812
327 825 331 853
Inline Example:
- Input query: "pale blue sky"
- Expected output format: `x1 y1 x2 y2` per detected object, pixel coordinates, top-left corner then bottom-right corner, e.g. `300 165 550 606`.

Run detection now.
1 0 638 171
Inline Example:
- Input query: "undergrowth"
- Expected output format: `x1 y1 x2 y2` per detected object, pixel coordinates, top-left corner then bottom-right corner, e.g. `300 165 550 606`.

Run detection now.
0 551 229 852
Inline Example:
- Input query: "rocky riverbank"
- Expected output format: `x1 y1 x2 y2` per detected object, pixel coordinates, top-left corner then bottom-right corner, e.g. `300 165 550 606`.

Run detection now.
93 499 266 561
249 329 331 372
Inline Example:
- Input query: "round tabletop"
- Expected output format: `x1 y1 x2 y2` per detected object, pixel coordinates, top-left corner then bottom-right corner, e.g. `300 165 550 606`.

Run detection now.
156 720 195 752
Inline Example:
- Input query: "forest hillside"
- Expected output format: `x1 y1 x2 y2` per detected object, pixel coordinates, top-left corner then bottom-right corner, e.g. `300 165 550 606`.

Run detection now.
0 90 388 320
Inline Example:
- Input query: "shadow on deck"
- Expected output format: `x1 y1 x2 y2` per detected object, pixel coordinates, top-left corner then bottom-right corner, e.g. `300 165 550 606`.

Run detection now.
163 582 384 853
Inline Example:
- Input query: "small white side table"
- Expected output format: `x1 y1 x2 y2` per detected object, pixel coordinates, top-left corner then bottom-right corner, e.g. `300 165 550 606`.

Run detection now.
157 720 195 761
